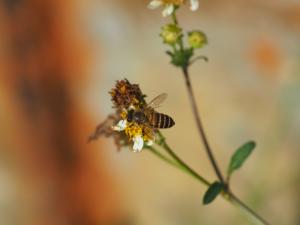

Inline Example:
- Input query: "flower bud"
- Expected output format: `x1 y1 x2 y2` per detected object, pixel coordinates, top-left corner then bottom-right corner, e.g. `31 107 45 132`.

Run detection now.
188 30 207 49
160 24 182 45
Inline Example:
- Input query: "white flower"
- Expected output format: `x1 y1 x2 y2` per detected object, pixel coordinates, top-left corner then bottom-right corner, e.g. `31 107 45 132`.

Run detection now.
189 0 199 11
148 0 174 17
112 119 127 131
162 4 175 17
146 140 154 146
132 135 144 152
148 0 163 9
148 0 199 17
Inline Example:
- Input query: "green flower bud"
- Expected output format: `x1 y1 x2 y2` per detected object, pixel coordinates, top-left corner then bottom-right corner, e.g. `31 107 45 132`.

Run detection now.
160 24 182 45
188 30 207 49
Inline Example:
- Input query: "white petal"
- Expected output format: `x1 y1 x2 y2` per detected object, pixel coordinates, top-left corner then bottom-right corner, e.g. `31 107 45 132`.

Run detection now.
162 4 174 17
148 0 163 9
132 135 144 152
146 140 154 146
112 120 127 131
190 0 199 11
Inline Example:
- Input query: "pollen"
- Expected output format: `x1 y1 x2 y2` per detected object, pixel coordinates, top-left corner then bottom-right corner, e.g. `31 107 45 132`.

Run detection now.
120 84 127 94
125 123 143 140
120 111 127 120
132 97 141 108
162 0 184 5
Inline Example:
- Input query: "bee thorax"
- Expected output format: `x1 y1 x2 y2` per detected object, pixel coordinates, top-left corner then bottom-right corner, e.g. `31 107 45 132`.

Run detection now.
127 110 147 124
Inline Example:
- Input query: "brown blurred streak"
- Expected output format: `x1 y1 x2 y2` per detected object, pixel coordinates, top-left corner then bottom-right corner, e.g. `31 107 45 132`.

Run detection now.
1 0 123 225
279 6 300 33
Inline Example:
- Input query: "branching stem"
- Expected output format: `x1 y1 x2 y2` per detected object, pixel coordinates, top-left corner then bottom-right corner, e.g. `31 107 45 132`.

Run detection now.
171 12 225 184
163 11 270 225
182 66 225 184
157 131 210 186
148 142 270 225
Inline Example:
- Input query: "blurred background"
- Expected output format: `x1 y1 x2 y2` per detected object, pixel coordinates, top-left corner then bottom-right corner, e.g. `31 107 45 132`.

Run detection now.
0 0 300 225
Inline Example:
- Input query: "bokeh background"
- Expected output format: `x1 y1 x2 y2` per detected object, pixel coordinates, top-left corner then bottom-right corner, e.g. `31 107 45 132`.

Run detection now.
0 0 300 225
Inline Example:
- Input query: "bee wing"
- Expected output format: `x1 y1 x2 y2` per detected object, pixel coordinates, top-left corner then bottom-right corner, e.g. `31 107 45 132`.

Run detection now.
147 93 168 109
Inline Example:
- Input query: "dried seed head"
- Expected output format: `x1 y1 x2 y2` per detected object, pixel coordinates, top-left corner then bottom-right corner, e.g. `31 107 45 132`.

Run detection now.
88 114 130 150
109 79 146 110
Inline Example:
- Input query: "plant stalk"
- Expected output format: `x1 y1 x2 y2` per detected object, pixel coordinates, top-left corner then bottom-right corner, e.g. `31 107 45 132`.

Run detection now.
182 66 225 184
171 12 225 184
163 11 269 225
228 192 270 225
157 132 210 186
148 143 270 225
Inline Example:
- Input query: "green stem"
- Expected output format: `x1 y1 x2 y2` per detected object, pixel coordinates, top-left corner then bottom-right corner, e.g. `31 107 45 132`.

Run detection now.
171 12 178 25
146 145 179 168
156 131 210 186
182 66 225 184
148 142 270 225
161 10 269 225
229 193 270 225
147 146 209 184
171 11 225 184
171 12 184 51
171 44 177 53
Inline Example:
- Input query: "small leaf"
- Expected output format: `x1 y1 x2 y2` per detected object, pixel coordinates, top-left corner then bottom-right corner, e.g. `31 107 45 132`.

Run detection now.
227 141 256 178
203 181 224 205
166 51 174 57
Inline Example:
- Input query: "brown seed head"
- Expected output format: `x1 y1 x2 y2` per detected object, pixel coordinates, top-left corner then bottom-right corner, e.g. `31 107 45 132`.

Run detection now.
109 79 146 110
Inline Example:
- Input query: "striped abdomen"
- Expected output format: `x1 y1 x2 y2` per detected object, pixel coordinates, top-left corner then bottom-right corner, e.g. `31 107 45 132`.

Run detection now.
148 112 175 128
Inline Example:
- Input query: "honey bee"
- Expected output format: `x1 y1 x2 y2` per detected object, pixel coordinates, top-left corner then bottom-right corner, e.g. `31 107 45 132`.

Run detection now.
127 93 175 128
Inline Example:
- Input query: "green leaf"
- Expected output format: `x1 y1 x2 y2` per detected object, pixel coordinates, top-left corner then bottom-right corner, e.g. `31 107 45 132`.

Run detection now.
227 141 256 178
203 181 224 205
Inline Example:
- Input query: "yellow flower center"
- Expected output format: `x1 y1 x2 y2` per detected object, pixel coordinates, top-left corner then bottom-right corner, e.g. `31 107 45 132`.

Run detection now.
190 35 201 44
125 123 143 140
120 111 127 120
124 121 154 143
188 31 207 49
162 0 185 5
